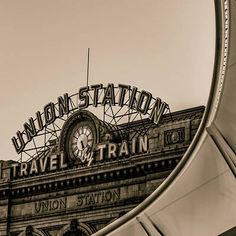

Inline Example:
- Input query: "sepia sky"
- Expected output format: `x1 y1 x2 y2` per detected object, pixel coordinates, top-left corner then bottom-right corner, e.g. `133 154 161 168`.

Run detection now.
0 0 215 161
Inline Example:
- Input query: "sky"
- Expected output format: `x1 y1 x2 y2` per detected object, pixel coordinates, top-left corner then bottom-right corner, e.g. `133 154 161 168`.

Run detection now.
0 0 215 161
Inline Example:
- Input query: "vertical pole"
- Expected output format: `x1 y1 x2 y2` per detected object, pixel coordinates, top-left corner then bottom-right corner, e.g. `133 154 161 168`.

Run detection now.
86 48 90 87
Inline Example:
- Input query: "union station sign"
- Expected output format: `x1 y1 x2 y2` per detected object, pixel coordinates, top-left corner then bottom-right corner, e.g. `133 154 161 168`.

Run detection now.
10 84 169 179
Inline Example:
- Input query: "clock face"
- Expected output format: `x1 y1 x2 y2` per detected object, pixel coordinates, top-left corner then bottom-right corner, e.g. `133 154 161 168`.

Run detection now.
68 121 95 160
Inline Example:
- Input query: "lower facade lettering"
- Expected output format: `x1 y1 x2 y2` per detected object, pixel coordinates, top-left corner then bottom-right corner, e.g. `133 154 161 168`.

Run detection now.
34 197 67 214
77 189 120 207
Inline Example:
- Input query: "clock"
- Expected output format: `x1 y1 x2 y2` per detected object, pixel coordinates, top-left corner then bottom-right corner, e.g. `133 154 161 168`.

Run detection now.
67 120 96 161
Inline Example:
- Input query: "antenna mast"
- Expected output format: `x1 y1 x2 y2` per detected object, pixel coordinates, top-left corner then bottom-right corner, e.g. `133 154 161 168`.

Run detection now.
86 48 90 87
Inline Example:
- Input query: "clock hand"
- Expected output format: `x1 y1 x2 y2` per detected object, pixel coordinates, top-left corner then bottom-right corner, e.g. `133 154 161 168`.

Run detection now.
81 140 85 149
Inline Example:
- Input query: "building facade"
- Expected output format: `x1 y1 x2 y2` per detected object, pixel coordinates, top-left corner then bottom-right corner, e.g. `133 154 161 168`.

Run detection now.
0 102 204 236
